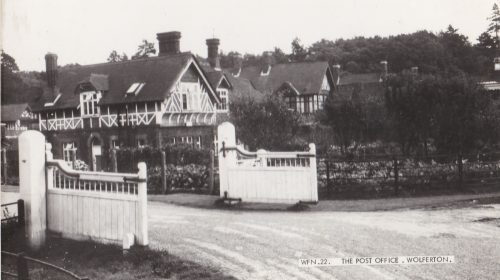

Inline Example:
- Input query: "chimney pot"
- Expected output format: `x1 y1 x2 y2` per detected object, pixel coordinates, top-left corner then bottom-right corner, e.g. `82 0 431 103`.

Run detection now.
45 53 58 88
206 38 221 69
157 31 181 55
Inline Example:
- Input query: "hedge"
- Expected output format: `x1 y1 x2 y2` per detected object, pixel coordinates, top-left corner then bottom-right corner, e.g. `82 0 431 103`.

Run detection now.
115 144 213 194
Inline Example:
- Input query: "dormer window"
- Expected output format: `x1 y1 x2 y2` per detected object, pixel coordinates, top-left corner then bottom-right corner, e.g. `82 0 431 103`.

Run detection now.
80 91 101 117
126 82 145 96
260 65 271 76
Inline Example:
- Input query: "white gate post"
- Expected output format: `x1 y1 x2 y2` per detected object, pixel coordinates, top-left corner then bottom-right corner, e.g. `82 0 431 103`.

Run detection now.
309 143 318 202
217 122 236 197
18 131 47 250
136 162 148 246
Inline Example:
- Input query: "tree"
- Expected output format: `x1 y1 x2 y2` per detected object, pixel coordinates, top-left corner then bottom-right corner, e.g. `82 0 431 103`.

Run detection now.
107 50 128 62
321 95 365 154
131 40 156 60
229 94 303 150
272 47 289 64
290 37 308 62
488 2 500 48
1 51 19 73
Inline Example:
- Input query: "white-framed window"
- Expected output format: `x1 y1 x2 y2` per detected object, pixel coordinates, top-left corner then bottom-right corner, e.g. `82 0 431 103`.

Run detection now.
80 91 101 117
195 136 202 149
217 89 228 111
63 142 77 163
180 82 202 111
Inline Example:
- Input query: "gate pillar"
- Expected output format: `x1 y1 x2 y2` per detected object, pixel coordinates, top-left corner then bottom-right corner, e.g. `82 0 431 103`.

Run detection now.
217 122 236 197
18 131 47 250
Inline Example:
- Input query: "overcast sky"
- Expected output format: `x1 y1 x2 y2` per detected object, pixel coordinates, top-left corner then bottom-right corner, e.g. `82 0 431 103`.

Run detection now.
0 0 496 71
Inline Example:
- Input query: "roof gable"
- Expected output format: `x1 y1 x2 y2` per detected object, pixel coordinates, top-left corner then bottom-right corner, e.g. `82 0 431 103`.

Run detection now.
239 61 331 95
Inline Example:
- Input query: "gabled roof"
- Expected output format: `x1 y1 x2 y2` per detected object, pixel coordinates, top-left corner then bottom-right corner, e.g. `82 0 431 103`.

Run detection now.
203 69 232 90
239 61 332 95
224 75 267 101
1 103 30 122
33 52 217 111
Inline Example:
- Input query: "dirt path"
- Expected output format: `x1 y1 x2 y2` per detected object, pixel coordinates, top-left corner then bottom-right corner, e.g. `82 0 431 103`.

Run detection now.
149 201 500 280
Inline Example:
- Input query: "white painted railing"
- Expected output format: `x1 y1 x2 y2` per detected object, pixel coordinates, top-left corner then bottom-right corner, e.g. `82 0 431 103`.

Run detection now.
218 122 318 204
40 117 83 131
45 144 148 246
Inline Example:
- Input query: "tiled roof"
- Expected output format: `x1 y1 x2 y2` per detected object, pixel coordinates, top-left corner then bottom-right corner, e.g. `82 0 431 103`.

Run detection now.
33 53 198 111
1 103 30 122
239 61 332 95
338 72 382 85
225 74 267 101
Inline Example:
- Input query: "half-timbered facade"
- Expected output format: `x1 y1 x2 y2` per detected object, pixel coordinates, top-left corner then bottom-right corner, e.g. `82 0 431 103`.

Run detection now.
237 55 335 114
32 31 221 170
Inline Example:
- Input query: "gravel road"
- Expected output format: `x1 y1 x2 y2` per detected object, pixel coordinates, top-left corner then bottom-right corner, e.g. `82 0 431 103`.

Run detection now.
149 201 500 280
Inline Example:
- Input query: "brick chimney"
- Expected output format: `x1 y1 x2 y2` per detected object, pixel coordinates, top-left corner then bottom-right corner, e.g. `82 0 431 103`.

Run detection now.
157 31 181 55
45 53 58 88
206 38 221 70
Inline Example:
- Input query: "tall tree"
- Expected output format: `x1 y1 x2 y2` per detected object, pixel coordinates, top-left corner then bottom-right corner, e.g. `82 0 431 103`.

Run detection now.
131 40 156 60
290 38 308 62
488 2 500 48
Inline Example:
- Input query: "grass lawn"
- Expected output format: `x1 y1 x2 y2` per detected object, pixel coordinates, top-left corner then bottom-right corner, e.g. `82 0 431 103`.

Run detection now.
2 237 236 280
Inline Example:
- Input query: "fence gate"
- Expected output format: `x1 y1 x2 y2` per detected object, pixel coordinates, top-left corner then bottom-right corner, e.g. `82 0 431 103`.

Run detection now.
17 130 148 250
217 122 318 204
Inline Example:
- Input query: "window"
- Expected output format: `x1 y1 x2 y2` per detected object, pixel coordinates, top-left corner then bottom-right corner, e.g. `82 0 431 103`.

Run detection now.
195 136 202 149
63 142 77 163
182 93 188 110
288 96 296 110
217 89 228 111
80 91 101 117
126 82 145 96
304 96 311 113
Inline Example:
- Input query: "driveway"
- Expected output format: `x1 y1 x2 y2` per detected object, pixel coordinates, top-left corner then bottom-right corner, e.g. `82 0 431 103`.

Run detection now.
148 201 500 280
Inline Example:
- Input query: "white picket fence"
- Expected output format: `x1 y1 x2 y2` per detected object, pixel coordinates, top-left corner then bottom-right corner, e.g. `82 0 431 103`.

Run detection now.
218 122 318 204
45 144 148 246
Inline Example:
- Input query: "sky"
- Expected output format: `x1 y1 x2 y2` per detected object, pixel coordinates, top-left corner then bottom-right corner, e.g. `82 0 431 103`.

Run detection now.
0 0 496 71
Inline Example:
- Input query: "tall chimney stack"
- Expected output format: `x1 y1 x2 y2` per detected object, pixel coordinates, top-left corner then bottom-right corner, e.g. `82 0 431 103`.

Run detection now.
157 31 181 56
206 38 221 70
45 53 58 88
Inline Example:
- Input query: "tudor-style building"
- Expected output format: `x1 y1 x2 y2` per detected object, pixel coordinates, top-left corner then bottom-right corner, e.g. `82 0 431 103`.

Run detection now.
234 52 335 114
32 31 222 171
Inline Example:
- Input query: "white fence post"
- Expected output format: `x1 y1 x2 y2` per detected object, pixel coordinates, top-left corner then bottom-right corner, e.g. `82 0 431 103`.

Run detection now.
217 122 236 197
18 131 47 250
136 162 148 246
309 143 318 202
45 143 53 190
